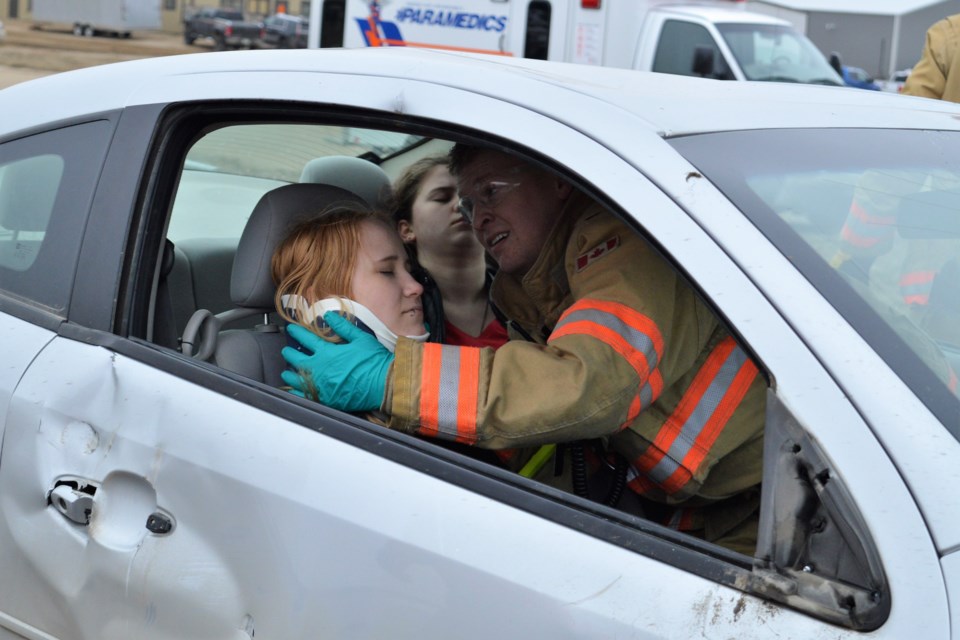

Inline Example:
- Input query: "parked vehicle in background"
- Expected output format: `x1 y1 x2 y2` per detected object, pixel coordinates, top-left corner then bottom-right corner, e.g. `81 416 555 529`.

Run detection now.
878 68 912 93
183 7 262 50
340 0 844 86
257 14 308 48
842 65 880 90
30 0 161 37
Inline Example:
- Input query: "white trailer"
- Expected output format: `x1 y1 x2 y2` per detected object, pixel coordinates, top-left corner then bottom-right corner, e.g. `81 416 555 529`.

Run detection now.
325 0 844 86
32 0 162 37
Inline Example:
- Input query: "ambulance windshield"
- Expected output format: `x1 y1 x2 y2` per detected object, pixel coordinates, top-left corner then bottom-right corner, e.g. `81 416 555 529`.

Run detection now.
717 23 844 85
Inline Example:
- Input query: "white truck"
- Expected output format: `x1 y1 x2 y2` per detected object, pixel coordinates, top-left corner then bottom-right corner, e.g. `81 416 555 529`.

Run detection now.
32 0 162 37
327 0 843 85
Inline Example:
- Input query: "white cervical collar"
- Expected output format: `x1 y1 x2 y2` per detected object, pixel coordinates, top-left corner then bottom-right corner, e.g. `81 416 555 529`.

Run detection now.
281 295 429 353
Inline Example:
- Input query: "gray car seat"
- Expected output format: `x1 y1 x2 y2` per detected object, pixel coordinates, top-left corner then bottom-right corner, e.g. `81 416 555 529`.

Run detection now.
181 183 366 385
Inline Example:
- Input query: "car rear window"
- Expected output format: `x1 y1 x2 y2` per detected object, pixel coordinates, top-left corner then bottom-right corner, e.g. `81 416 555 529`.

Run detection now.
0 120 112 313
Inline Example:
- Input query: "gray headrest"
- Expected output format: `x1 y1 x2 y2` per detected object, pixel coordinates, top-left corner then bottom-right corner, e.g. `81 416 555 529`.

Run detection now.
299 156 392 208
231 183 366 308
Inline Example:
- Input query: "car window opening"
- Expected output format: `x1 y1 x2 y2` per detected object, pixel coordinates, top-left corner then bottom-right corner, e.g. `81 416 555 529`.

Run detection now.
151 120 887 630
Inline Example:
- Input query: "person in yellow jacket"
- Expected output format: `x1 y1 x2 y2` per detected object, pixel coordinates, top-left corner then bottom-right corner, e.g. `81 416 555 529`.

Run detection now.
902 14 960 102
283 145 766 553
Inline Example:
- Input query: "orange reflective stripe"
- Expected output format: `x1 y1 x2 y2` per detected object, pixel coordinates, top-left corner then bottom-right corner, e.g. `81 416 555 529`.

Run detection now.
551 299 665 410
900 271 936 287
630 338 736 484
850 200 895 226
633 337 759 496
418 343 443 437
900 270 936 306
417 344 482 444
627 467 656 495
554 299 665 357
661 352 758 494
554 319 655 379
378 38 514 55
840 201 895 249
620 394 642 431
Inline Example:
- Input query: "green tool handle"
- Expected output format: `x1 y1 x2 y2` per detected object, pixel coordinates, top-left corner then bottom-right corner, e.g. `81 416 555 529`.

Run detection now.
518 444 557 478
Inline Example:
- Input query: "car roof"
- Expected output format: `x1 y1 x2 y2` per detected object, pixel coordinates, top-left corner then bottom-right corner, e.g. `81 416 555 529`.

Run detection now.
1 48 958 138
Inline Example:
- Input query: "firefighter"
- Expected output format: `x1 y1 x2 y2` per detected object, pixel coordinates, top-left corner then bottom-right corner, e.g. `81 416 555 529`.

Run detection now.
283 145 766 553
902 14 960 102
832 169 960 381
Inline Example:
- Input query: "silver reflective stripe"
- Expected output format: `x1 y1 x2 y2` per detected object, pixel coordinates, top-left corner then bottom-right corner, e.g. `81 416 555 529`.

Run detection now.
646 346 749 486
435 345 462 439
639 380 655 410
554 308 660 372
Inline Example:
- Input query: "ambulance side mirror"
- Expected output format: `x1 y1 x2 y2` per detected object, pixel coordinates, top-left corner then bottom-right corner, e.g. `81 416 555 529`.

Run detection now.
693 45 715 78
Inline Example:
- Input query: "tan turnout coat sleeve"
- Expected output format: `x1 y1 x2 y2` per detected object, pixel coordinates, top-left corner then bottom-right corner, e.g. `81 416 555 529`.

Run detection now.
903 14 960 103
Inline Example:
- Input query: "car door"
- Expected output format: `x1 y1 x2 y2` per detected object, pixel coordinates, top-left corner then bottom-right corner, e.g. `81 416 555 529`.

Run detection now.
0 68 947 638
0 98 711 640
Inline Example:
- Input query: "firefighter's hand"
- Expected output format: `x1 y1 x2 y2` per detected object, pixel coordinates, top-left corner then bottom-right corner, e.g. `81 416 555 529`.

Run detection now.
282 313 393 412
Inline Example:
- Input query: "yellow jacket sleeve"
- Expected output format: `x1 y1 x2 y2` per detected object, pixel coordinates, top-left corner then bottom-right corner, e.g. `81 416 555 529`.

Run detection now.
903 15 960 103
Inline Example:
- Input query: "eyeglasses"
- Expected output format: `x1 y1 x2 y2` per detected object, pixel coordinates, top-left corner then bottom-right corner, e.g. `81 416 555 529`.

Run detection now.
457 179 522 224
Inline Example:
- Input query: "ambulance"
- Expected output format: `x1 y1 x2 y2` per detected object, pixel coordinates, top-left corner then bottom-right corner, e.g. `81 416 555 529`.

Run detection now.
330 0 844 85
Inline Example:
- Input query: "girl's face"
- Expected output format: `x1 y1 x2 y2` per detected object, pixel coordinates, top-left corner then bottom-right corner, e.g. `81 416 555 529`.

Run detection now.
401 165 480 254
350 220 426 337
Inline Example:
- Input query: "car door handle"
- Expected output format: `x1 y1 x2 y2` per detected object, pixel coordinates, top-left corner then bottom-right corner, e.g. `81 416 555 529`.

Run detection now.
48 475 176 536
49 478 97 525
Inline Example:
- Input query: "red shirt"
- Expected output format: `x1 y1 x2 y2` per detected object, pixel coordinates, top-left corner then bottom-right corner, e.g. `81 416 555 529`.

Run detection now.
443 318 509 349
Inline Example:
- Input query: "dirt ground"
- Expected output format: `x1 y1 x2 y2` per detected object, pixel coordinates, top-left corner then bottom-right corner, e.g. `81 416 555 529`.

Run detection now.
0 18 202 89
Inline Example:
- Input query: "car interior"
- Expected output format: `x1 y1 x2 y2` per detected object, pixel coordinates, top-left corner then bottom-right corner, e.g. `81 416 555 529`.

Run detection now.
155 125 446 370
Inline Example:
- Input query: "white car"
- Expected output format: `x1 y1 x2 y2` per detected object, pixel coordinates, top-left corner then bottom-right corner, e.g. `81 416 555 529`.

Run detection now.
0 48 958 639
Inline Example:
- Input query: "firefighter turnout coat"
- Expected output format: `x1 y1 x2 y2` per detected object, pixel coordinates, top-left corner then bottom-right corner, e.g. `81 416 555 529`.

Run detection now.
903 14 960 103
385 193 766 544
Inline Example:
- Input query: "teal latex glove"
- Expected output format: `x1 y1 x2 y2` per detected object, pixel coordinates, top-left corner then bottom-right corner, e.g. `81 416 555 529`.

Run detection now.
281 312 394 412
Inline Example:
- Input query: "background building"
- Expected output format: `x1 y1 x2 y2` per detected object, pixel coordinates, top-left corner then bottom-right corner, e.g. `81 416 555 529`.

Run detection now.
748 0 960 80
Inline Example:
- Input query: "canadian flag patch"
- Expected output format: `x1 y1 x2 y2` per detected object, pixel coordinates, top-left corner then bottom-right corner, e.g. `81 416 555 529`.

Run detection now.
576 236 620 272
